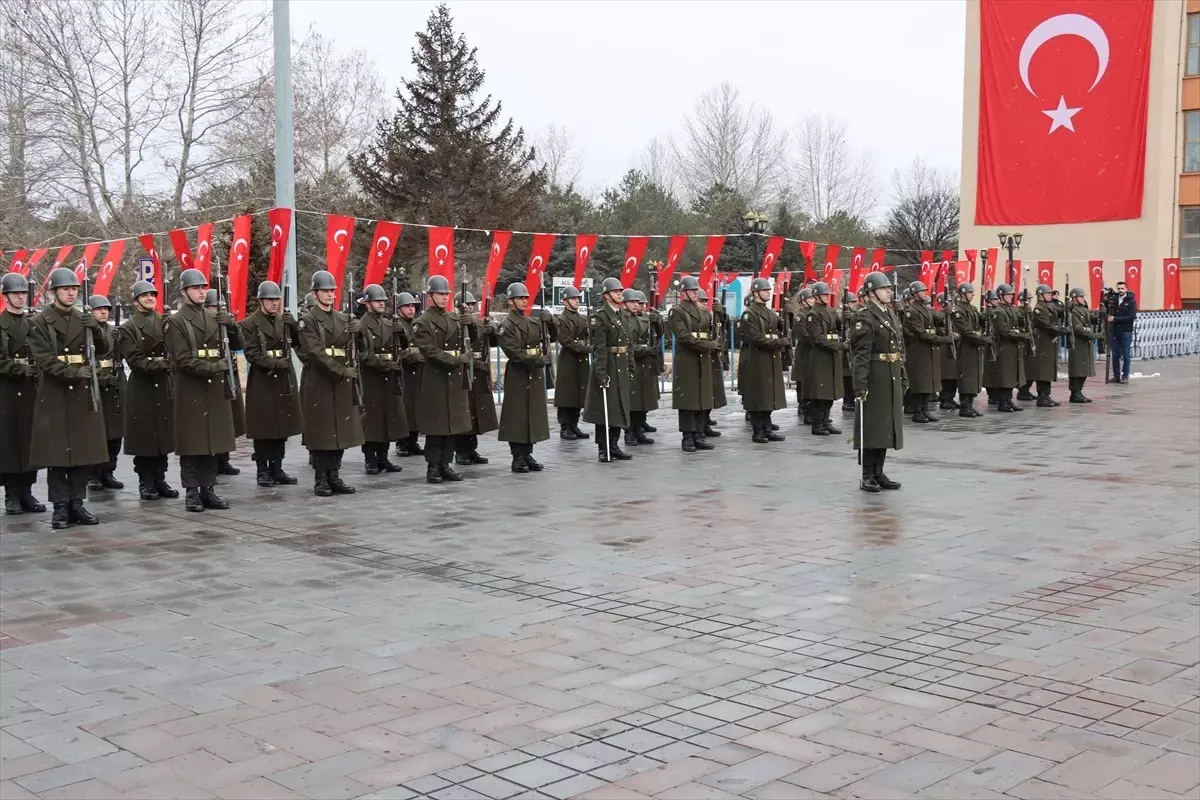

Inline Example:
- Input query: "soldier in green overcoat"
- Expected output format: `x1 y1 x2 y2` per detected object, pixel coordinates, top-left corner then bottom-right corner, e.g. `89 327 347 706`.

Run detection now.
990 284 1032 412
582 277 633 462
553 285 591 441
950 283 988 418
357 283 408 476
901 281 955 423
204 289 243 477
119 280 178 501
792 287 816 423
851 272 907 493
620 289 648 447
668 276 719 453
1024 285 1069 407
1067 287 1101 403
298 270 365 496
27 268 111 527
497 283 551 473
800 281 845 437
625 290 662 446
0 273 45 515
737 277 786 443
455 291 497 467
413 275 472 483
393 292 425 457
980 289 1000 406
87 295 126 492
705 288 729 436
937 293 960 412
239 280 302 488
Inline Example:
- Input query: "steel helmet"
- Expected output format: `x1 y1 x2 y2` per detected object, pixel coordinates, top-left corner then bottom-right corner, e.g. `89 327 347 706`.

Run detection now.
798 287 813 301
256 280 282 300
179 268 207 289
995 283 1014 297
909 280 928 294
426 275 451 293
1036 284 1052 295
506 282 529 299
131 280 156 299
811 281 833 297
622 288 639 303
698 288 709 301
957 282 976 295
861 272 891 293
635 290 647 303
48 267 81 290
562 285 582 299
1068 286 1086 299
396 291 418 306
311 270 337 291
204 289 219 307
459 290 477 305
89 294 111 310
1 273 29 294
750 277 771 292
600 277 623 294
362 283 388 302
679 276 700 291
304 292 317 309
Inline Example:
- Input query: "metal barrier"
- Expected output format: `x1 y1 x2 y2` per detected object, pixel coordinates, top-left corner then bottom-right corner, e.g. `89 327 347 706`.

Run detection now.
1132 311 1200 360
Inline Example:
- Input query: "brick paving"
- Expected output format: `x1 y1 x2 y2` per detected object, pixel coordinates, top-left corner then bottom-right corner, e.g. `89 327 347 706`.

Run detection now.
2 360 1198 800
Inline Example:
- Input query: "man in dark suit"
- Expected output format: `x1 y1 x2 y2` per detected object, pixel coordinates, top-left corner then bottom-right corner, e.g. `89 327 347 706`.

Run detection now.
1107 281 1137 383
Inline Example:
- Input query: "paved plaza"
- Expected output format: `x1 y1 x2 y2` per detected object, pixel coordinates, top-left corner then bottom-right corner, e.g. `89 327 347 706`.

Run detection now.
2 360 1198 800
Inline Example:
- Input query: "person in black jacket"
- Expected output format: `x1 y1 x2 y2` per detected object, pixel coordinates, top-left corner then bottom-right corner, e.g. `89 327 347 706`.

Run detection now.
1107 281 1136 383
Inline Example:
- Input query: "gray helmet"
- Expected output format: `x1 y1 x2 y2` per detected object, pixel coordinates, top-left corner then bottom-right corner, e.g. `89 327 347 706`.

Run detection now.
811 281 833 297
1 273 29 294
362 283 388 302
311 270 337 291
798 287 813 301
842 289 855 304
562 285 582 300
957 282 976 295
48 267 81 290
427 274 451 293
131 280 156 299
179 268 207 289
1068 286 1086 299
460 291 477 305
622 288 639 303
505 282 529 299
909 280 928 294
679 276 700 292
861 271 892 293
256 280 282 300
89 294 111 310
750 277 771 293
1036 284 1052 295
205 289 219 307
600 277 623 294
304 292 316 309
635 290 647 303
984 288 997 302
995 283 1014 297
698 288 709 301
396 291 418 307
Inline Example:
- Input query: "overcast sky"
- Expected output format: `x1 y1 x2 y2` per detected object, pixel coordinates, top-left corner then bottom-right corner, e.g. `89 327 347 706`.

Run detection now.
289 0 966 209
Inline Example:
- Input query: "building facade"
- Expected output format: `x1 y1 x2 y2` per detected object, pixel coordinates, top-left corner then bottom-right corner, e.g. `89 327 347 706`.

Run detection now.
960 0 1190 308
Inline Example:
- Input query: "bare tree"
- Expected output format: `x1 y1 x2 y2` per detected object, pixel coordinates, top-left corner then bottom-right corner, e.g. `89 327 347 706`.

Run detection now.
671 82 788 207
639 135 678 197
791 113 877 223
878 157 959 256
532 123 582 190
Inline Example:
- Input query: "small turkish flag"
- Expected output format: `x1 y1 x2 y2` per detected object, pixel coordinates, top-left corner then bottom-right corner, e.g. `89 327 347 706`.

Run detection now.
919 250 936 288
827 270 842 309
168 229 194 273
74 242 103 285
6 249 28 276
524 233 556 315
228 215 252 319
572 234 597 290
427 226 455 287
799 241 817 284
964 249 979 283
266 207 292 286
1036 260 1055 289
1163 258 1182 310
92 240 125 298
698 235 726 301
193 223 213 280
1088 260 1105 309
1123 259 1141 300
821 244 841 285
757 236 785 279
325 214 356 307
658 235 688 300
954 261 970 286
619 236 650 289
482 230 512 309
363 220 402 288
847 247 866 296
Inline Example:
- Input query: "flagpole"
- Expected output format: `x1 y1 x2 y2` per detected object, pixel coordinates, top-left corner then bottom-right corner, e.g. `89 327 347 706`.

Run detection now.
273 0 298 315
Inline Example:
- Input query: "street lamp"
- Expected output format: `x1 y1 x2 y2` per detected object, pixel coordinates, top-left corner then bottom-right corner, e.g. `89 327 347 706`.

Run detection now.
744 211 770 280
997 231 1022 286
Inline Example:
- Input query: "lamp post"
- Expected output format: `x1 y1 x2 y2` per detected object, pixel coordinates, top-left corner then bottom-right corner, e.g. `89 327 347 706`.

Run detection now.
743 210 769 276
997 231 1022 287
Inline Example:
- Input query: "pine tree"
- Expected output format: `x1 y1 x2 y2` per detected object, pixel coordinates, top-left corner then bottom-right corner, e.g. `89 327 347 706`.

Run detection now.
350 4 545 285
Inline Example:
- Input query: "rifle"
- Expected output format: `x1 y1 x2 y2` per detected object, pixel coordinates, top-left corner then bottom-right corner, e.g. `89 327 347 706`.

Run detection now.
279 285 298 396
212 256 242 400
390 277 403 396
781 279 794 370
1019 288 1037 357
945 264 958 360
81 276 102 413
538 283 555 389
459 281 474 390
1062 275 1076 352
344 273 362 406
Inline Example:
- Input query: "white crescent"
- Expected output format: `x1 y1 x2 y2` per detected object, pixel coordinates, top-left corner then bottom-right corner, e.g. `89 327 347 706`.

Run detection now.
12 260 22 272
1040 269 1051 281
531 255 544 272
334 229 348 249
853 254 862 266
148 248 158 260
197 241 210 259
1168 263 1178 274
1091 265 1102 276
764 254 775 268
1128 266 1139 276
492 242 501 257
233 238 248 260
435 244 449 261
579 246 589 260
377 236 392 254
101 260 114 277
272 224 283 241
181 252 192 266
625 256 637 270
1019 14 1109 97
703 255 714 268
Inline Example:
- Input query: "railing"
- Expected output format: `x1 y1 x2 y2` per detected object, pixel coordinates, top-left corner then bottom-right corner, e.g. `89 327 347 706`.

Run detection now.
1132 310 1200 360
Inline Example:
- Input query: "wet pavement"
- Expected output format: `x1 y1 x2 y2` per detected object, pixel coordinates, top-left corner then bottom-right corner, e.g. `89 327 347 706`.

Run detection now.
2 360 1198 800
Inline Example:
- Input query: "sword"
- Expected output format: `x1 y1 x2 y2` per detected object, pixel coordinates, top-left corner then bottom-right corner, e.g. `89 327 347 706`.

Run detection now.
855 393 865 466
601 380 611 462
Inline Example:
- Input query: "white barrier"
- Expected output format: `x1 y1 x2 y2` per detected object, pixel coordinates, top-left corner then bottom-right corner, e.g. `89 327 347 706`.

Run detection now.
1133 311 1200 360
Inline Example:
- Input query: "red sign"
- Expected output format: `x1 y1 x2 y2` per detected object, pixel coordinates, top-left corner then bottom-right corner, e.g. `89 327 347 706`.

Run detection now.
1124 259 1142 299
1163 258 1181 310
1036 260 1055 289
363 221 402 289
976 0 1153 224
619 235 650 289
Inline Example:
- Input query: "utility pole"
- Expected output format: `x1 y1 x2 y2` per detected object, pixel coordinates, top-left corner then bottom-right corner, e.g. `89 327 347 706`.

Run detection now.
273 0 297 314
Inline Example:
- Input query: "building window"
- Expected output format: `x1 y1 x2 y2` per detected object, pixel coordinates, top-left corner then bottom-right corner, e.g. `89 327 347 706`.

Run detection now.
1188 112 1200 173
1182 208 1200 268
1190 14 1200 75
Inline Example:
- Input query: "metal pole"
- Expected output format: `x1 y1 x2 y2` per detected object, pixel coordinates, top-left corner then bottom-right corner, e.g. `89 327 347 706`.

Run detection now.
273 0 298 316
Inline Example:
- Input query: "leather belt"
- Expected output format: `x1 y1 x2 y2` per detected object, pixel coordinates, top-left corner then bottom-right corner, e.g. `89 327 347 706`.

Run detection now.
406 346 419 355
57 354 85 364
264 349 283 358
875 353 902 362
147 356 167 362
611 346 629 354
324 348 346 357
524 348 540 356
825 334 838 340
196 348 221 358
11 357 29 365
445 350 460 357
764 334 778 340
98 359 114 368
695 332 710 339
377 353 393 361
925 329 936 335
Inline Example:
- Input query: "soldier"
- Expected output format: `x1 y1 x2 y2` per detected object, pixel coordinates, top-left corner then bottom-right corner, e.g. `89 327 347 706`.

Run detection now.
1066 286 1100 403
413 275 472 483
1024 284 1069 407
392 292 425 457
901 280 956 423
799 282 845 436
936 292 960 412
619 289 648 447
298 270 365 495
164 270 236 512
738 277 787 443
637 291 662 435
239 280 302 487
496 283 550 473
358 283 408 475
951 283 988 417
851 272 906 493
0 273 46 515
204 289 243 476
455 291 496 467
841 289 858 413
86 295 126 492
792 287 815 424
626 290 662 445
668 276 720 453
552 285 591 441
699 287 726 438
981 289 1000 406
990 284 1031 412
582 277 633 461
27 268 111 527
118 280 178 500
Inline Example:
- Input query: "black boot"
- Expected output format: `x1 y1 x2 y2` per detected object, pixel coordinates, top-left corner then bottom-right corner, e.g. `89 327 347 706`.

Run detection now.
5 487 22 515
154 475 179 499
364 447 380 475
634 416 654 445
624 429 638 447
51 501 70 528
101 468 123 490
199 487 229 510
641 421 657 433
378 447 403 473
395 440 410 457
256 461 275 487
751 417 769 444
314 471 333 496
1036 382 1061 407
987 391 999 406
88 468 105 491
1009 389 1023 411
560 422 577 440
703 423 721 437
19 486 45 513
875 453 901 490
138 477 160 500
408 438 425 456
439 463 464 481
571 416 591 439
610 432 633 459
924 397 939 422
681 432 697 453
1017 383 1035 401
959 395 976 418
185 488 204 511
270 461 298 485
524 454 544 472
217 455 240 475
860 453 881 493
455 451 488 466
511 454 529 473
425 465 443 484
692 432 714 451
1068 378 1086 403
822 409 840 436
328 470 356 494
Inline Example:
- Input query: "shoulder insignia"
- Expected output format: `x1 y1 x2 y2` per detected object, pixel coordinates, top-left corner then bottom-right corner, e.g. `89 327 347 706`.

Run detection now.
855 321 863 330
590 316 598 326
807 314 813 322
298 320 305 330
497 325 504 334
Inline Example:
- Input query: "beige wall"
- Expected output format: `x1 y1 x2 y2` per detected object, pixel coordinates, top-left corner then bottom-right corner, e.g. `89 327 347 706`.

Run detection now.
959 0 1185 308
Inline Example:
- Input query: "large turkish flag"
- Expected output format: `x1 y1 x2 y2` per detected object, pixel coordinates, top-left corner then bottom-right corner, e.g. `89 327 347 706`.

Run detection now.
976 0 1153 224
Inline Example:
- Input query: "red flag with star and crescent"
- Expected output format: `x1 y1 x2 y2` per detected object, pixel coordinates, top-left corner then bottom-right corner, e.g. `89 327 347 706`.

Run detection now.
326 214 356 307
138 235 165 312
861 248 886 292
193 223 213 280
482 230 512 312
821 245 841 285
847 247 866 295
362 221 403 288
619 236 650 289
427 227 455 287
1124 259 1141 300
964 249 979 284
34 246 75 306
976 0 1154 224
919 250 936 288
6 249 28 276
799 241 817 284
1088 260 1105 309
92 240 125 298
658 235 688 301
74 242 103 285
524 233 556 315
1163 258 1181 310
698 235 726 300
266 207 292 286
757 236 785 279
572 234 597 290
1036 261 1055 289
228 215 252 319
168 229 194 274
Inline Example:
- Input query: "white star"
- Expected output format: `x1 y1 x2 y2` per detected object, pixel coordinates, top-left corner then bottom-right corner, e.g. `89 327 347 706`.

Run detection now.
1042 95 1082 134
